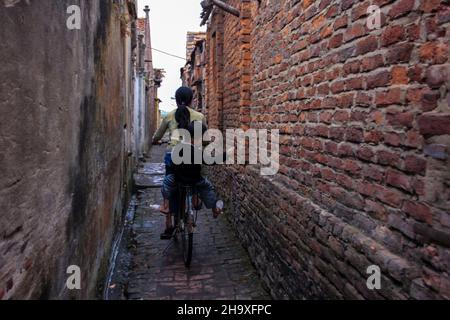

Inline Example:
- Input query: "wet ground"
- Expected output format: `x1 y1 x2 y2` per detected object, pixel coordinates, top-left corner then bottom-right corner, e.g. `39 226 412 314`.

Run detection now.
104 144 270 300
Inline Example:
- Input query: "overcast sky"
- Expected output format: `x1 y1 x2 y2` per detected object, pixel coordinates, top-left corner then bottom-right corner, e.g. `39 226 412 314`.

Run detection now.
137 0 205 112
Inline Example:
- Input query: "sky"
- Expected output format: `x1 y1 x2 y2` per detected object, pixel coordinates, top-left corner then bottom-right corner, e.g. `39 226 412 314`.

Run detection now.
137 0 206 112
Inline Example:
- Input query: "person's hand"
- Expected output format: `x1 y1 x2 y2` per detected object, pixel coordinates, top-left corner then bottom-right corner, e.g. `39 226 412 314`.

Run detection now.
213 200 224 219
152 140 162 145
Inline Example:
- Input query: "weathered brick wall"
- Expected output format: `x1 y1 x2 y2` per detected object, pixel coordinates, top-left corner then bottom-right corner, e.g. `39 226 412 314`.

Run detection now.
0 0 137 299
206 0 450 299
206 11 225 129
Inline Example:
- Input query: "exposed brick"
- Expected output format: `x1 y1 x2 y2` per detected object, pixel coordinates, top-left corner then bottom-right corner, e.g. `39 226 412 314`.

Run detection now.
344 23 366 42
387 111 414 128
333 110 350 122
384 132 403 147
330 127 346 141
203 0 449 300
381 25 406 46
337 143 355 157
355 92 373 106
418 114 450 136
331 80 345 93
406 87 426 103
403 201 433 225
405 131 424 148
374 185 403 207
343 60 361 75
365 130 384 144
361 55 384 72
386 169 412 192
367 70 391 89
403 155 427 174
363 164 385 182
388 214 416 239
351 2 370 21
420 0 443 13
365 199 387 221
329 33 343 48
333 15 348 30
342 0 357 10
386 43 414 64
346 76 364 90
346 127 364 143
375 88 402 106
391 66 409 84
420 42 449 64
412 178 426 196
425 64 450 89
357 146 375 161
342 159 362 175
388 0 415 19
377 150 401 167
422 91 440 112
437 7 450 24
407 23 421 41
356 35 379 55
408 65 424 83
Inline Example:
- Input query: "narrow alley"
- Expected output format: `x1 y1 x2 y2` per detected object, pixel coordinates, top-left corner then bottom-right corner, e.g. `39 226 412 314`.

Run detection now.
105 144 270 300
1 0 450 302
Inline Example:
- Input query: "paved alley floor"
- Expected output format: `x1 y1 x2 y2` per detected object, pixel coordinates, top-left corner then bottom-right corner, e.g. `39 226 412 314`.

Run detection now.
105 144 270 300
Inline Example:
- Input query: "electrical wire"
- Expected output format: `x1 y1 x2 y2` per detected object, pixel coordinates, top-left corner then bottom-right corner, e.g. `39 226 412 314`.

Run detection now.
152 47 186 61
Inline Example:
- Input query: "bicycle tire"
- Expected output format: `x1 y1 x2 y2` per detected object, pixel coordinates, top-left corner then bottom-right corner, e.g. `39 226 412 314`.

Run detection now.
182 231 193 268
177 186 194 268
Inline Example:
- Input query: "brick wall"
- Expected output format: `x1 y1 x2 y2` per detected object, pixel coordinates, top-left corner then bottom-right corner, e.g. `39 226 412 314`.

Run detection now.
206 11 224 129
205 0 450 299
182 34 207 113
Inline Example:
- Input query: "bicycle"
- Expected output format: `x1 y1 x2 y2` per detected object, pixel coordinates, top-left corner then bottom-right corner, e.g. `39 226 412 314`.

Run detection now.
162 181 224 268
162 182 198 268
174 183 197 268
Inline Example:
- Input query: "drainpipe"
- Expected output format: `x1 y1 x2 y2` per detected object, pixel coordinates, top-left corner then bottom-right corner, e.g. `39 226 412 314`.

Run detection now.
211 0 240 17
201 0 240 25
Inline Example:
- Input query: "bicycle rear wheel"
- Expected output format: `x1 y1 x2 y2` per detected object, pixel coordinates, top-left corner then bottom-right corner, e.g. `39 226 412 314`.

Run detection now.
178 187 193 268
181 228 193 268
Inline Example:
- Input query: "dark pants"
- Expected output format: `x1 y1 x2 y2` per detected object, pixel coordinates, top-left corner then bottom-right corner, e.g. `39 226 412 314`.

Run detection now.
162 152 218 213
164 152 175 175
162 174 218 213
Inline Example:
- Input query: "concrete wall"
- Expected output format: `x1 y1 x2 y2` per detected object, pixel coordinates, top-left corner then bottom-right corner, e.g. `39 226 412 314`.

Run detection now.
205 0 450 299
134 70 147 158
0 0 140 299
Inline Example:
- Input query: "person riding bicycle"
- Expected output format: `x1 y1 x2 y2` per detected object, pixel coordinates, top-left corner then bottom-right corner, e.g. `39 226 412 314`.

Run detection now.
152 87 222 239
